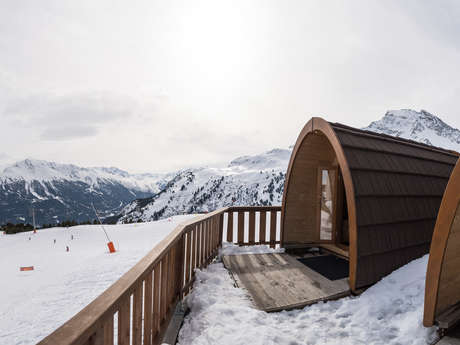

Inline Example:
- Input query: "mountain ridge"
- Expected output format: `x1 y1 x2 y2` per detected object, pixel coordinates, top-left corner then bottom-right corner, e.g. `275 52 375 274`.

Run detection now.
0 159 168 225
1 109 459 225
116 109 460 224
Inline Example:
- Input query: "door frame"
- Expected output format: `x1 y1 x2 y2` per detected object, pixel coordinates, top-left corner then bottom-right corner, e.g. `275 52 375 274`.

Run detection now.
316 166 339 244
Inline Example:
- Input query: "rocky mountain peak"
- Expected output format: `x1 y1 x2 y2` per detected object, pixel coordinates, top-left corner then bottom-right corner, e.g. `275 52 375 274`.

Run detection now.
363 109 460 151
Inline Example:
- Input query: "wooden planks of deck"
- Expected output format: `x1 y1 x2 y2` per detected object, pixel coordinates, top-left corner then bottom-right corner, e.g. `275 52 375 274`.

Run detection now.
222 253 350 312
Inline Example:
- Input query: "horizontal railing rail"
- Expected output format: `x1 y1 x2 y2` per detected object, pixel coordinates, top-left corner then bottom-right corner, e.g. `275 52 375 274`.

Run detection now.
38 206 281 345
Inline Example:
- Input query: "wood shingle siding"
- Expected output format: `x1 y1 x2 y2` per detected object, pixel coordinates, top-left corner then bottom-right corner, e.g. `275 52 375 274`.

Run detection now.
355 197 442 226
333 122 457 289
344 149 454 177
357 220 435 256
352 171 449 197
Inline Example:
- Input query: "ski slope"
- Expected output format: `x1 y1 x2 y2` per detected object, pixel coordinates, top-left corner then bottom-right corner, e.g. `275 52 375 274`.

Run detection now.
0 215 195 345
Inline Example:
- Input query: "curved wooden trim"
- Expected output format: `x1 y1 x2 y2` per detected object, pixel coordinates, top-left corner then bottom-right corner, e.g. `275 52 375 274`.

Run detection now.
281 117 359 291
280 118 313 248
424 161 460 327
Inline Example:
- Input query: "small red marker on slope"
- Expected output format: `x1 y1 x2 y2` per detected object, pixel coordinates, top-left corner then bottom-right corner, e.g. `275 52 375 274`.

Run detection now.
92 203 116 253
20 266 34 271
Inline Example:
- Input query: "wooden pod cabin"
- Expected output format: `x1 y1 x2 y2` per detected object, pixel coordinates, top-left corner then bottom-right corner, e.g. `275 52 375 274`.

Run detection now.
281 117 459 292
424 160 460 328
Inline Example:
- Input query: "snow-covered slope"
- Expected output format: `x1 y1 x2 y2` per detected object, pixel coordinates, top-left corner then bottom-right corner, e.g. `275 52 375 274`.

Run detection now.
0 220 436 345
363 109 460 152
118 109 460 224
0 215 195 345
0 159 167 225
117 149 289 223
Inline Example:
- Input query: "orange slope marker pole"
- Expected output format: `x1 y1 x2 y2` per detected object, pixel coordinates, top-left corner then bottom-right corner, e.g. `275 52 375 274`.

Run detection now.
91 203 116 253
20 266 34 271
32 207 37 233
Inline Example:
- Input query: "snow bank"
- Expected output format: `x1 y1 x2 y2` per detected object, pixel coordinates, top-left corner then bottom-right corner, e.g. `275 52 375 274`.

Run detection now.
178 246 438 345
0 215 195 345
218 242 284 256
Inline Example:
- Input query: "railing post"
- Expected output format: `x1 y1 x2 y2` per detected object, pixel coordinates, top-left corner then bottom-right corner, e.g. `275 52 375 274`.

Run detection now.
192 225 197 273
143 272 153 345
133 283 143 345
227 211 233 243
215 215 220 253
260 211 267 244
118 296 130 345
212 217 216 253
249 211 255 245
160 254 168 322
168 246 175 306
206 219 211 265
153 264 161 337
237 211 245 245
209 218 214 260
202 220 206 266
103 317 114 345
219 213 224 246
197 222 203 268
270 211 277 248
184 230 191 295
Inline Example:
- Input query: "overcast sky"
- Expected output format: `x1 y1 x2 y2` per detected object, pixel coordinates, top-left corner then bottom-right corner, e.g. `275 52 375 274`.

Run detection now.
1 0 459 172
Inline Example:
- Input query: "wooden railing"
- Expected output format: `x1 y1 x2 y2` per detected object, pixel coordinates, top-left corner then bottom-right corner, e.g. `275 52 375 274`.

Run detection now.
223 206 282 247
38 206 281 345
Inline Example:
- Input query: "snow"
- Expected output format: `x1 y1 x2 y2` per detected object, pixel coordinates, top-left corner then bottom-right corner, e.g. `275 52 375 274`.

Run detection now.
178 245 438 345
219 242 285 256
0 215 442 345
0 215 196 345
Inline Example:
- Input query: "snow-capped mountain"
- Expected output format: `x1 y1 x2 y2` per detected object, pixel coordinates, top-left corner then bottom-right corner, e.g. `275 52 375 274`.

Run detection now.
3 109 459 226
116 149 289 224
117 109 460 224
0 159 167 225
363 109 460 152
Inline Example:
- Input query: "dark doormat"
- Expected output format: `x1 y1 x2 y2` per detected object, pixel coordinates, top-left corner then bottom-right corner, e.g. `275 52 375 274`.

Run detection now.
298 255 349 281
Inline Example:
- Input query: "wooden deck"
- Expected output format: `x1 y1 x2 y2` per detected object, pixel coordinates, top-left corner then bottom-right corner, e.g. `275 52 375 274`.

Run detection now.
222 253 350 312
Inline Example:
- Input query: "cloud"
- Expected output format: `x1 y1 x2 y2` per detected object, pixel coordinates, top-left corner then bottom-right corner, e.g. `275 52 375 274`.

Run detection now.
3 91 143 140
1 1 460 172
0 152 18 171
40 125 99 140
